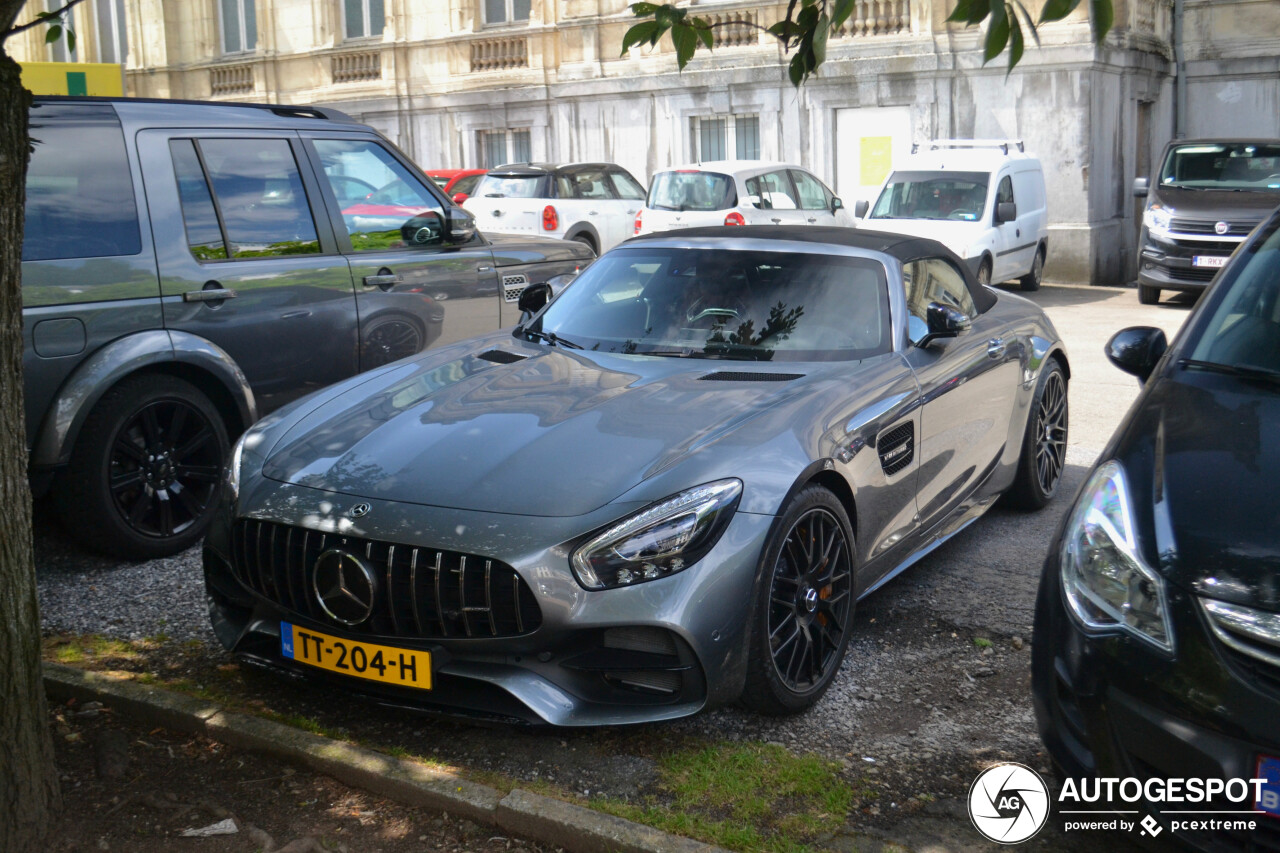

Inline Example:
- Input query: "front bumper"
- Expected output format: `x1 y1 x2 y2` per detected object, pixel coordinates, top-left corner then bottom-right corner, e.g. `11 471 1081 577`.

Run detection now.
204 480 774 726
1136 228 1238 293
1032 551 1280 850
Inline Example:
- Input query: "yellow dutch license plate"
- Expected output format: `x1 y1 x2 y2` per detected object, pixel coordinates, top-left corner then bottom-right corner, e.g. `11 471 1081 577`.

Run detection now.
281 622 431 690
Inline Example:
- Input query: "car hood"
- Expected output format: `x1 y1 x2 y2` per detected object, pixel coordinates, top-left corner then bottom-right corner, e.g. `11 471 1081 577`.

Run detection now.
1148 185 1280 222
260 342 821 517
858 219 981 253
484 232 594 266
1119 370 1280 610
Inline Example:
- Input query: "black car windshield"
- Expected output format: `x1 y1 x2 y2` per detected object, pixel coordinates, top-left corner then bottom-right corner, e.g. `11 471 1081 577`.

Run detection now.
1187 219 1280 373
647 171 737 211
475 174 545 198
1159 143 1280 191
870 171 989 221
530 247 891 362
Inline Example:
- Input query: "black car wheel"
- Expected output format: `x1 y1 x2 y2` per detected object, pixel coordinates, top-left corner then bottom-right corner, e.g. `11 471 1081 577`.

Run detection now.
743 486 855 715
1020 246 1045 292
1006 360 1069 510
362 315 425 368
56 374 229 559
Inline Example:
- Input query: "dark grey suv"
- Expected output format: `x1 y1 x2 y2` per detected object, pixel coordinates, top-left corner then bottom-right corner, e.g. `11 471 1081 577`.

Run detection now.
23 97 591 559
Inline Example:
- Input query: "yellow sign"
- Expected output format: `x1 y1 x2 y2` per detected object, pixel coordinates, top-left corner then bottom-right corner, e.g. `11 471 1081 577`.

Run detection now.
859 135 893 187
20 61 124 96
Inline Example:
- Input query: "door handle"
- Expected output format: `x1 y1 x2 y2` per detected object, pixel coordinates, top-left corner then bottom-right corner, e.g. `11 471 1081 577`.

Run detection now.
771 217 782 224
588 210 599 216
183 287 237 302
987 338 1006 358
363 270 401 291
806 217 818 223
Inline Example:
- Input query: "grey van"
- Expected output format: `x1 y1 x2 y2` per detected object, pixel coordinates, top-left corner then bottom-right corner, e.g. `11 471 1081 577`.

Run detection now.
23 97 591 559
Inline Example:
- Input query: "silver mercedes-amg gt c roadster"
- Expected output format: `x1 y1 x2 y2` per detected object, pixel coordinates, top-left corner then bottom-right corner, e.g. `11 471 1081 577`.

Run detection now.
204 226 1069 726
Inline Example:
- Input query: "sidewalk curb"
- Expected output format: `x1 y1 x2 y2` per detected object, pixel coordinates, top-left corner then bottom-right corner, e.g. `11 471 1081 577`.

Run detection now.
44 663 729 853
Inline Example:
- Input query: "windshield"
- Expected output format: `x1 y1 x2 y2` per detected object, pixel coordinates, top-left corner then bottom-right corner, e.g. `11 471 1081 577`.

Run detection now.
475 174 545 198
1159 143 1280 191
1188 219 1280 372
870 171 989 221
530 247 890 362
647 171 737 212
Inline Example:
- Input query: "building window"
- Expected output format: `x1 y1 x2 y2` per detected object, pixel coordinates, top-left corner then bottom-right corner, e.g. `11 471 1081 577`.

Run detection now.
483 0 531 26
480 129 531 168
692 114 760 162
344 0 384 39
94 0 126 63
46 0 77 62
220 0 257 54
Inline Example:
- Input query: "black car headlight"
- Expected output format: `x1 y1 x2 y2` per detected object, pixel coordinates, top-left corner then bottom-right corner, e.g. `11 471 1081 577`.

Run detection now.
571 479 742 590
1060 460 1173 653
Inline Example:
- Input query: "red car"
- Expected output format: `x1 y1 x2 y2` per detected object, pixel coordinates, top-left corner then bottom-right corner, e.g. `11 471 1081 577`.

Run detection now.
425 168 488 204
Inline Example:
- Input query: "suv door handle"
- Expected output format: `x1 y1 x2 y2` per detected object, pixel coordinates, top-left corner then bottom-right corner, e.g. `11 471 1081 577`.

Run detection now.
987 338 1006 359
363 271 401 291
806 217 818 223
183 287 237 302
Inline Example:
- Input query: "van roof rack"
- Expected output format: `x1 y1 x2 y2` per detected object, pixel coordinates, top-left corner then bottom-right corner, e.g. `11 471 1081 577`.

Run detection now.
912 138 1026 155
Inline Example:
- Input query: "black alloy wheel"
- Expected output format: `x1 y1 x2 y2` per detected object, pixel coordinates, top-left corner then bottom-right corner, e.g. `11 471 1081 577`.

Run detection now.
363 316 424 367
1006 360 1069 510
743 486 855 714
56 374 229 559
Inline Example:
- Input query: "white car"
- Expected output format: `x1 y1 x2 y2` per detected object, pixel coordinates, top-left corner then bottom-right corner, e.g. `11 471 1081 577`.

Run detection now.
854 140 1049 291
634 161 850 236
463 162 647 256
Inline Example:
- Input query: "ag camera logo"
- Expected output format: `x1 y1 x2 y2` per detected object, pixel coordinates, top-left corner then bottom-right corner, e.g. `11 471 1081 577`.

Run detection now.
969 762 1051 844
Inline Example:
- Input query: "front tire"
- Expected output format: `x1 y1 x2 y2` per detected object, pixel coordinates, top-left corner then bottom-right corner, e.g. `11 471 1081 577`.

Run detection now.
54 374 229 559
742 486 855 715
1005 360 1068 510
976 257 993 288
1138 283 1161 305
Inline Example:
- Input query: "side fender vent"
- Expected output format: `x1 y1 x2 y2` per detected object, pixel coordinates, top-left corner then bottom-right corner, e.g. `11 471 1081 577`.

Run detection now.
697 372 804 382
877 422 915 476
478 349 527 365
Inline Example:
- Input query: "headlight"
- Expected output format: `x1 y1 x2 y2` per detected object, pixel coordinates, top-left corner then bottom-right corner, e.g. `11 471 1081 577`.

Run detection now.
571 479 742 590
1060 460 1173 653
224 431 250 501
1143 205 1173 239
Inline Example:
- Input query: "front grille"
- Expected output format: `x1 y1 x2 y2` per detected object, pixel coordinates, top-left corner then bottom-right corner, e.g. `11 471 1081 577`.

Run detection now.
502 274 529 303
1167 265 1219 282
1201 597 1280 696
1170 218 1258 237
232 519 542 640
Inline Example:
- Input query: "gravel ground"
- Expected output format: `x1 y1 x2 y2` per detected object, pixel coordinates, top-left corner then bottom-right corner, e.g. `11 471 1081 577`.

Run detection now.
35 283 1194 850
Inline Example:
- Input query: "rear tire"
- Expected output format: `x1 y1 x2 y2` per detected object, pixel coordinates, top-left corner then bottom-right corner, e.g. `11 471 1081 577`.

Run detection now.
742 486 855 715
1138 284 1161 305
1020 246 1045 292
569 233 597 256
54 374 229 559
1005 360 1068 510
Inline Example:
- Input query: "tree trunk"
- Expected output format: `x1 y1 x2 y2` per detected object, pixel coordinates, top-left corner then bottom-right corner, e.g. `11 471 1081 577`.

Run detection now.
0 30 62 853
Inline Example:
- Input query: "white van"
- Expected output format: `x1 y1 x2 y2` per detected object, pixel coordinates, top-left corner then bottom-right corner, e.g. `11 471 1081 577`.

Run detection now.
854 140 1049 291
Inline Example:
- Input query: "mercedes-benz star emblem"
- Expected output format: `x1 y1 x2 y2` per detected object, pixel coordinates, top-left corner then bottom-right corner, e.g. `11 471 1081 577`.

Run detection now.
312 549 378 626
1215 221 1230 235
348 502 371 519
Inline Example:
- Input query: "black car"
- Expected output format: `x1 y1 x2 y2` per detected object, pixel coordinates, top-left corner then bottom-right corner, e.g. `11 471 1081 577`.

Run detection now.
1033 206 1280 847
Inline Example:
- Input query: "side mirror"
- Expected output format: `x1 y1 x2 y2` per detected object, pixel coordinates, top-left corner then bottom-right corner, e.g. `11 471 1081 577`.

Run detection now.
917 302 971 347
1106 326 1167 383
996 201 1017 224
452 192 470 204
443 207 477 243
544 273 577 295
1132 177 1149 199
831 196 844 213
854 199 869 218
400 211 443 246
517 281 553 319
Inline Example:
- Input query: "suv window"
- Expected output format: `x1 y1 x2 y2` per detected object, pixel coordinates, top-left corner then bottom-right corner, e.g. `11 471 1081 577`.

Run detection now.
190 139 321 258
171 140 229 260
744 171 798 210
790 169 830 210
560 169 614 200
608 170 647 201
312 138 445 251
904 258 978 343
23 102 141 262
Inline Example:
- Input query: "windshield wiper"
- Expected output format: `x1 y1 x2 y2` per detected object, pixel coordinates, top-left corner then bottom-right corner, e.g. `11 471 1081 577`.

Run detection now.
1180 358 1280 384
524 329 583 350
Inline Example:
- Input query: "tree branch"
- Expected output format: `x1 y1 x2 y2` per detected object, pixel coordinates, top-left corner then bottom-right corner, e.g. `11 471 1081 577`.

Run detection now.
4 0 89 41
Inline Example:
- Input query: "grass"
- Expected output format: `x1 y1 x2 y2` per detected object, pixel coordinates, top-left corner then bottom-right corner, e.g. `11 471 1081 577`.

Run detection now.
972 637 993 649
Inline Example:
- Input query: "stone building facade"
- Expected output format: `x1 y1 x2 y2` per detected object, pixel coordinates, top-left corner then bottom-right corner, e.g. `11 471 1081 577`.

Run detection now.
11 0 1280 284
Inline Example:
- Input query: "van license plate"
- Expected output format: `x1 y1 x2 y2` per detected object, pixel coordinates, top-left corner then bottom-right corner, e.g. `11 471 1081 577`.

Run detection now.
281 622 431 690
1192 255 1229 269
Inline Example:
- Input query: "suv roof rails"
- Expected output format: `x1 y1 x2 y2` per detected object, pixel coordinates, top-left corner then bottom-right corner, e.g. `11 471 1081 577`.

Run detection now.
32 95 358 123
912 138 1026 155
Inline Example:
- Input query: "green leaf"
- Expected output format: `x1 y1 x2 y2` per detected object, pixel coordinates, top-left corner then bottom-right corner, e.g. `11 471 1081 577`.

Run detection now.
45 24 61 43
946 0 977 24
671 22 698 70
831 0 856 29
788 53 805 86
1089 0 1114 43
983 9 1010 64
66 29 76 52
629 2 661 15
1006 13 1024 75
695 21 713 50
797 3 819 29
962 0 992 25
620 20 662 54
1039 0 1080 23
767 20 803 39
654 5 684 28
812 12 829 67
1012 1 1042 47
